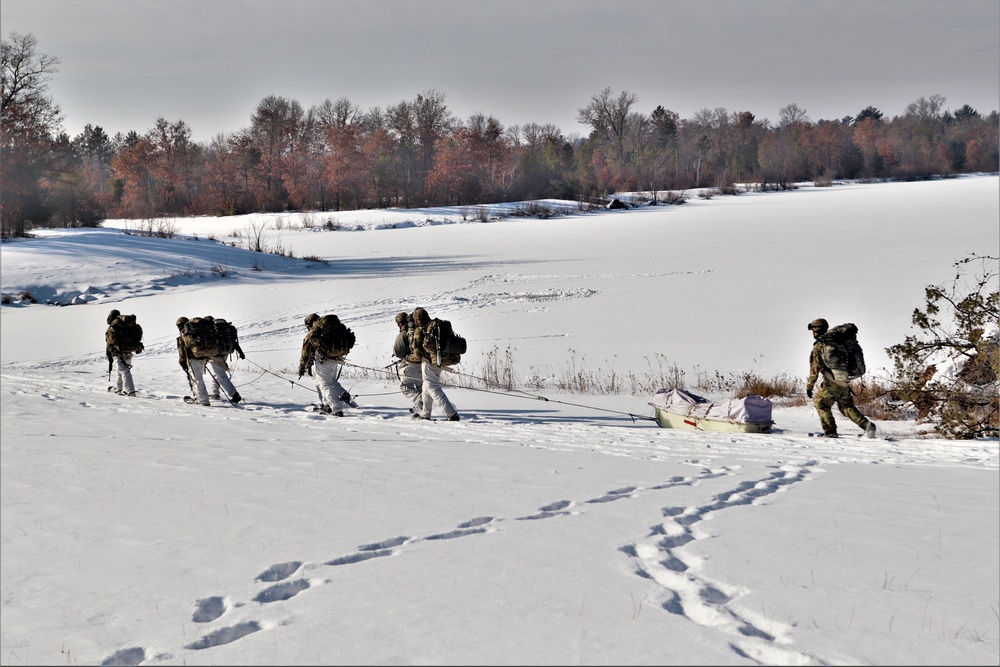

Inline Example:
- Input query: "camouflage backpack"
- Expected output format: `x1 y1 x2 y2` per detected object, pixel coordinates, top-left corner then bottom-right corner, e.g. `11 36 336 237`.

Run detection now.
106 314 144 355
180 316 221 359
428 318 466 365
214 319 239 356
312 314 356 359
818 323 866 382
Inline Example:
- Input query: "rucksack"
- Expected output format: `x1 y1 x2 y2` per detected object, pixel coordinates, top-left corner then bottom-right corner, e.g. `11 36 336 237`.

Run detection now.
432 318 467 356
819 323 866 381
313 314 356 359
180 316 221 359
214 319 239 356
106 314 144 354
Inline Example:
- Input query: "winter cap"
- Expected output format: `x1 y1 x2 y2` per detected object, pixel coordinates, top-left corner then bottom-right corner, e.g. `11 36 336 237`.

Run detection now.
808 318 829 333
107 309 121 324
304 313 319 328
176 316 189 328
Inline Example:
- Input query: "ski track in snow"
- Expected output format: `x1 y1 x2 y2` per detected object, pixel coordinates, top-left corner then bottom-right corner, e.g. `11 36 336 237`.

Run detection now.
96 461 829 666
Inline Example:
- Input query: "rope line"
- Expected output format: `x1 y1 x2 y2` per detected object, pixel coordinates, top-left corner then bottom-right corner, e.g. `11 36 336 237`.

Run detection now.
233 358 655 423
344 361 656 423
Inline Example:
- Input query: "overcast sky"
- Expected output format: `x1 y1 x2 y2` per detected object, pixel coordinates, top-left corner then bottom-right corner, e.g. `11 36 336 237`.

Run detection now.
3 0 998 143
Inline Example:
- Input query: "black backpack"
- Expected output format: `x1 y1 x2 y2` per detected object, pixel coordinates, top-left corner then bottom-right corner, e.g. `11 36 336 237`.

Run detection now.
214 319 239 356
106 314 143 354
433 319 467 356
819 323 866 380
313 315 356 358
180 316 221 359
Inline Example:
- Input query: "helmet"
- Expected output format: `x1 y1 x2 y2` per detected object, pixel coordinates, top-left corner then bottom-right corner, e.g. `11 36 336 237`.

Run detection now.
395 312 408 328
304 313 319 328
107 309 121 324
808 318 829 333
175 316 189 328
412 307 429 326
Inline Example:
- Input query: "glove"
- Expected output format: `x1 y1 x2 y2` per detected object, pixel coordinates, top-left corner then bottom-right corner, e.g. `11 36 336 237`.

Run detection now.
806 388 813 399
238 351 246 360
136 342 144 354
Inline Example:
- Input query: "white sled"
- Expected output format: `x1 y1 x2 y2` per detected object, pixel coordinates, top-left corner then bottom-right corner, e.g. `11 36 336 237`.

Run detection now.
649 388 774 434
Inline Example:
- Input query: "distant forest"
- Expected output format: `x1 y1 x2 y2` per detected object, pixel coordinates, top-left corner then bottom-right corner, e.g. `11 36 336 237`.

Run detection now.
3 31 999 237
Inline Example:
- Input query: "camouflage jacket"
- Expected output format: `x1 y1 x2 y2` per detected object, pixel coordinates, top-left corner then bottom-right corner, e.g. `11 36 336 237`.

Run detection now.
406 324 428 364
299 332 316 373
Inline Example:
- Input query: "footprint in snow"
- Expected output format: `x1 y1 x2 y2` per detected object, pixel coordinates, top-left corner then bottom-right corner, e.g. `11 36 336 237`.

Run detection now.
99 646 145 666
425 516 495 540
192 596 227 623
254 579 310 603
586 486 636 504
517 499 573 520
255 561 302 582
185 621 262 650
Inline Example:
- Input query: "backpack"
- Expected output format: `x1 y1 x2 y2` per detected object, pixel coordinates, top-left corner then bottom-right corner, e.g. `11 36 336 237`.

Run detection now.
313 314 356 359
106 314 144 354
180 316 221 359
431 318 467 358
819 323 866 381
214 319 239 356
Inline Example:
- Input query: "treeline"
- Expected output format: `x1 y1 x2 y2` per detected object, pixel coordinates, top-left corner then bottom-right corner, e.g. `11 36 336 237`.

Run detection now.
3 31 999 237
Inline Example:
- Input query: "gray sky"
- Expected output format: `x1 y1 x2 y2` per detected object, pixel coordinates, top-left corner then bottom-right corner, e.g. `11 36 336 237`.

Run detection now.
3 0 998 143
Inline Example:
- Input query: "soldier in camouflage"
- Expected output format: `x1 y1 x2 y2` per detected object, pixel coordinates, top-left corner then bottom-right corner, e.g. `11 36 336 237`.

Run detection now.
392 311 424 414
806 318 876 438
409 307 460 421
105 309 142 396
298 313 352 416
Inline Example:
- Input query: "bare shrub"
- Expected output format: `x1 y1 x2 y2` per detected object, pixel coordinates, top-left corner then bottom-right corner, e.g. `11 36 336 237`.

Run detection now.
661 191 688 205
479 345 517 390
814 171 836 187
853 378 911 421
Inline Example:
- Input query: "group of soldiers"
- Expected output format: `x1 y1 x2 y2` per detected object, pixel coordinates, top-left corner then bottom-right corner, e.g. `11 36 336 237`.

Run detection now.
105 308 877 436
104 306 462 421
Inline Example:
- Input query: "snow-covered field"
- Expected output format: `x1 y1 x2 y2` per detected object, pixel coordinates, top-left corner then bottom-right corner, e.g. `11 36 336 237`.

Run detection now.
2 176 998 665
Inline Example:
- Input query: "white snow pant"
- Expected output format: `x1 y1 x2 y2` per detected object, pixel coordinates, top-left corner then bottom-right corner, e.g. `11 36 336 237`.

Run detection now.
418 361 456 419
186 358 211 406
112 353 135 394
208 356 238 400
398 360 423 411
314 357 349 412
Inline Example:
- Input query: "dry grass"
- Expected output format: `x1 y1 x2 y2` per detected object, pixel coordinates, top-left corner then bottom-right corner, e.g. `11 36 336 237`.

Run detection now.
338 346 910 422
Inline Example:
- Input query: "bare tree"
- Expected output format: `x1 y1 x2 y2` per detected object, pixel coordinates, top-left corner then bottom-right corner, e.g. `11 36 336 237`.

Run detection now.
577 87 638 180
777 103 810 128
1 31 63 236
